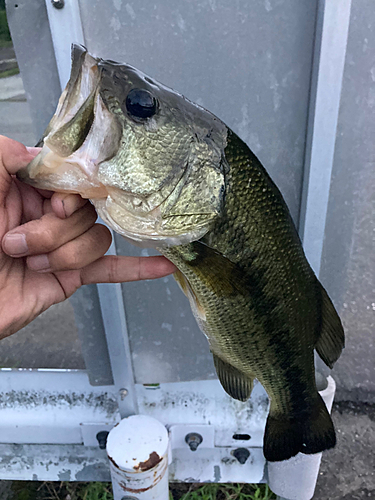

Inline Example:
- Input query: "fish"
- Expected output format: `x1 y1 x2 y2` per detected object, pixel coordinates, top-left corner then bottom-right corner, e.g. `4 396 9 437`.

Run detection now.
19 45 345 462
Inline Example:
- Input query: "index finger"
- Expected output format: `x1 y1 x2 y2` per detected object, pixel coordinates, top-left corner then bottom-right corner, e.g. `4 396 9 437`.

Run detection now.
80 255 177 284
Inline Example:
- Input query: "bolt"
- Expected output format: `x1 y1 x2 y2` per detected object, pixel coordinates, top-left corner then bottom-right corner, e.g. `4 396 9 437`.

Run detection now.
96 431 109 450
121 497 139 500
232 447 250 465
51 0 64 8
185 432 203 451
119 388 128 400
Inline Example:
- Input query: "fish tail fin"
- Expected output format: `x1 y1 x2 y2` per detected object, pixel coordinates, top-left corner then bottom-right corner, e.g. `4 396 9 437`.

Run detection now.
263 394 336 462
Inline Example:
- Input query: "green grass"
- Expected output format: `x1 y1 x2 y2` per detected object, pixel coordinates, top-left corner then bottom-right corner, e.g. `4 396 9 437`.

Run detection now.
0 38 12 48
0 66 19 78
0 9 11 42
9 482 275 500
11 481 114 500
175 484 275 500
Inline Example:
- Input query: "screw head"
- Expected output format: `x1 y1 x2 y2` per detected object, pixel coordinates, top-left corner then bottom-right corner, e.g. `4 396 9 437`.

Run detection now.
119 388 128 400
51 0 65 9
185 432 203 451
232 447 250 465
96 431 109 450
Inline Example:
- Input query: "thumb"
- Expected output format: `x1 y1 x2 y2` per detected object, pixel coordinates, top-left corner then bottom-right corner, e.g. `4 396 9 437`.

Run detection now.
0 136 39 206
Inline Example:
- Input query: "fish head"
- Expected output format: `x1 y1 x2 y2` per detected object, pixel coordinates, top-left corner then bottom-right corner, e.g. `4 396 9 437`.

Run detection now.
19 45 228 247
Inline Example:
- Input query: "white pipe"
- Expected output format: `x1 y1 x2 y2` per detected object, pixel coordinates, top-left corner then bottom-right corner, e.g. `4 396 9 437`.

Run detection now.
106 415 169 500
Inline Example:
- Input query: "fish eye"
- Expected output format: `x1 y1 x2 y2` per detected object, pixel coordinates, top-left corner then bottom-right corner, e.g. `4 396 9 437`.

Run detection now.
124 88 157 119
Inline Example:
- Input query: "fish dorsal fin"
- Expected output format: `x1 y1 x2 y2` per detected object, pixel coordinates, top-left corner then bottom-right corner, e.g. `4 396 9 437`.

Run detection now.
315 284 345 369
213 354 253 402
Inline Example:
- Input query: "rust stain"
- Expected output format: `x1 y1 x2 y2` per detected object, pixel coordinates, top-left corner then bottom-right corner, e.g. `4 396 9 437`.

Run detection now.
120 482 153 493
107 454 119 469
134 451 162 471
119 473 163 493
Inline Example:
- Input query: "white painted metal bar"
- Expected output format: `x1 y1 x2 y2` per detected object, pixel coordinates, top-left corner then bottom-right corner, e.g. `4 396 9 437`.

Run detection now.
299 0 352 276
44 0 85 89
0 444 110 482
0 368 120 445
97 232 139 417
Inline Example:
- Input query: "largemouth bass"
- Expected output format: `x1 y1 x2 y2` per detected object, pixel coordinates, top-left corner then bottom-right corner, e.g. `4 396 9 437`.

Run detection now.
19 45 345 462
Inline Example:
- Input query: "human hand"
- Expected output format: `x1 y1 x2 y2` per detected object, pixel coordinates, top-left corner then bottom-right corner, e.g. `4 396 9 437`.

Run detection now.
0 136 176 339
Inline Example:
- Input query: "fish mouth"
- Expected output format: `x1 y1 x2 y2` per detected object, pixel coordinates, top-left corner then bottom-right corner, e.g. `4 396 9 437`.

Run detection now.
18 45 116 195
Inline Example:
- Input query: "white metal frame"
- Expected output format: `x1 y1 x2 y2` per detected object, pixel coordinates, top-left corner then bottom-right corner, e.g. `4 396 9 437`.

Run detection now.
0 368 268 483
0 366 335 500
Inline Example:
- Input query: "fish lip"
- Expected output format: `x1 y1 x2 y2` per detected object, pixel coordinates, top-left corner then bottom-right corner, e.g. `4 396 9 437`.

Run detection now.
44 45 100 145
70 44 89 87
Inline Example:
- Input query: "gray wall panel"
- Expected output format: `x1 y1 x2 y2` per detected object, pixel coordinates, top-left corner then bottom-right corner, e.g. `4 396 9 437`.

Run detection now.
83 0 320 383
79 0 318 223
6 0 61 140
114 235 216 383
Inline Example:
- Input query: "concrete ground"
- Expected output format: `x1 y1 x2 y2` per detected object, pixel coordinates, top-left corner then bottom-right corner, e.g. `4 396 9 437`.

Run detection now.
0 47 373 499
314 401 375 500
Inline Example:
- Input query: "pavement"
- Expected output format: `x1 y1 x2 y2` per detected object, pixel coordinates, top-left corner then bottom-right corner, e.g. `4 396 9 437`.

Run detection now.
0 46 374 500
0 74 26 101
0 44 17 73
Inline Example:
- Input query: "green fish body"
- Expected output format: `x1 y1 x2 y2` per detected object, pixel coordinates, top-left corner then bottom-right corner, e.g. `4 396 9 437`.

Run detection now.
19 45 345 461
162 130 344 461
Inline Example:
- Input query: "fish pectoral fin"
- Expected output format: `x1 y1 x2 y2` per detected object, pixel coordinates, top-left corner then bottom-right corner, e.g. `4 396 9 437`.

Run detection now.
178 241 250 297
174 269 206 321
315 284 345 369
213 354 253 402
173 269 189 296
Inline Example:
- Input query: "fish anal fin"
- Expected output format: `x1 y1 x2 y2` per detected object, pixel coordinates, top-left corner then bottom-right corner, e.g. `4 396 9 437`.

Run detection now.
264 394 336 462
213 354 253 402
315 285 345 369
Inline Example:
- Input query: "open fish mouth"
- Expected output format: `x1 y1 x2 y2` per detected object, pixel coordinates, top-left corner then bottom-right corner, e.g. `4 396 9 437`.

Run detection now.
18 46 119 198
18 45 225 247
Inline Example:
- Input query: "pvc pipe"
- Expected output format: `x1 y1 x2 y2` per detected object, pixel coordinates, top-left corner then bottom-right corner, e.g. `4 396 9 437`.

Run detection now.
106 415 169 500
268 376 336 500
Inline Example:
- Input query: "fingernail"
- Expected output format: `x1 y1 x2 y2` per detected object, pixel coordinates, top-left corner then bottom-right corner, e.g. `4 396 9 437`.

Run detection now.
27 254 50 272
3 233 28 256
26 146 41 156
